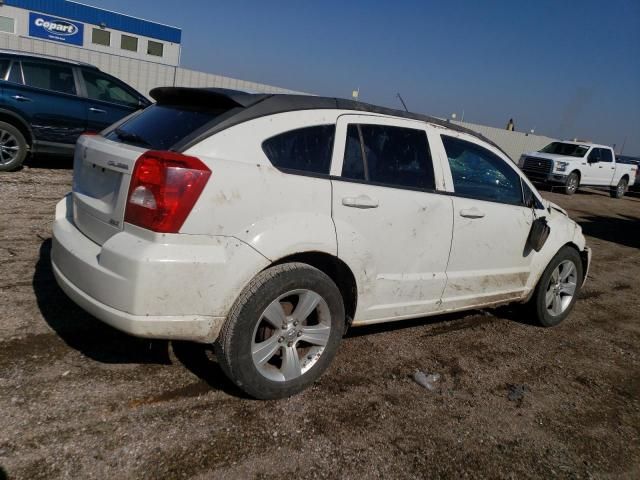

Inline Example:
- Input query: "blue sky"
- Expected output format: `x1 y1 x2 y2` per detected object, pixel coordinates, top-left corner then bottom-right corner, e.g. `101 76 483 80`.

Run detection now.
94 0 640 155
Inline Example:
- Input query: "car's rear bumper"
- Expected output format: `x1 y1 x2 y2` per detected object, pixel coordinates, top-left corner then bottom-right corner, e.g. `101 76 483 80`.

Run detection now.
51 195 269 343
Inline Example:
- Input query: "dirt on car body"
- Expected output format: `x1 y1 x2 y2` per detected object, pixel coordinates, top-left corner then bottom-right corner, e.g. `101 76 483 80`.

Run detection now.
1 160 639 479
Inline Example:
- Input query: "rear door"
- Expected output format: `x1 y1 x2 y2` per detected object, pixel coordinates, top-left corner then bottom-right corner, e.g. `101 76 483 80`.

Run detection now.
1 59 86 147
435 133 535 310
330 114 454 323
79 68 147 132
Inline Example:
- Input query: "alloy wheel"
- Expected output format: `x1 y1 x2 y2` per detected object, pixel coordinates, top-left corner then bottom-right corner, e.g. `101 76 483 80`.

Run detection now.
0 129 20 166
545 260 578 316
251 289 332 382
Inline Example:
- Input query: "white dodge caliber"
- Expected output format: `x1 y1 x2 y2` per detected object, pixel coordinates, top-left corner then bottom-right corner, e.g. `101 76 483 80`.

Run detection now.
52 88 591 399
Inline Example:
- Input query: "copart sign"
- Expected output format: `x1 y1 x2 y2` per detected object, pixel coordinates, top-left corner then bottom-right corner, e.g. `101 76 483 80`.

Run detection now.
29 12 84 46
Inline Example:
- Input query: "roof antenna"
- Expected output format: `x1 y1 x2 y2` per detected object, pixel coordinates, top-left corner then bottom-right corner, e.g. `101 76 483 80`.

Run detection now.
396 93 409 112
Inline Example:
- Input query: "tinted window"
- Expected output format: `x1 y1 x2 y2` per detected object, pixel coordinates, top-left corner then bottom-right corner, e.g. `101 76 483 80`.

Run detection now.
262 125 335 175
105 104 222 150
7 61 22 83
92 28 111 46
0 59 9 79
588 148 601 162
22 61 76 95
341 124 435 190
442 135 523 205
600 148 613 163
522 180 544 209
82 70 138 106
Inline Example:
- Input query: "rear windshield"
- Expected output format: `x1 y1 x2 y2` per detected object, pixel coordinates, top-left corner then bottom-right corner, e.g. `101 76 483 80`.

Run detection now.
540 142 589 157
105 104 223 150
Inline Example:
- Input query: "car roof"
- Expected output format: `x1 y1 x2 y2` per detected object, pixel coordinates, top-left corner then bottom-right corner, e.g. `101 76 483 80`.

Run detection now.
151 87 512 159
0 49 98 69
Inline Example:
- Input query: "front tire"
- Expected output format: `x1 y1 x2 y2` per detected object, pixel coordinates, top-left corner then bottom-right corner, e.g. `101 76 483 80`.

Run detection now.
0 121 28 172
564 171 580 195
610 178 628 199
528 246 583 327
215 263 345 399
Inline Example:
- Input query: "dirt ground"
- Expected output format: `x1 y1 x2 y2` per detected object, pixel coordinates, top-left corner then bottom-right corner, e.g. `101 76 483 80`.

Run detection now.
1 157 639 479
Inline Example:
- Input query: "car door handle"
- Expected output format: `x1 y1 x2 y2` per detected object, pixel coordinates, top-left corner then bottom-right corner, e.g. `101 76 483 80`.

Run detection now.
89 107 107 114
342 195 379 209
459 207 485 219
11 95 31 102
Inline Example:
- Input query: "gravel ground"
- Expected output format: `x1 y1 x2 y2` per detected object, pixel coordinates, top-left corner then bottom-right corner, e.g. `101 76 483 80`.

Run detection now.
1 158 639 479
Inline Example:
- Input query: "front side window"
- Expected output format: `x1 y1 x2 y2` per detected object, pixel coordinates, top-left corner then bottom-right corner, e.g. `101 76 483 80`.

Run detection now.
442 135 523 205
588 148 601 162
262 125 335 175
121 34 138 52
147 40 164 57
341 123 435 190
22 61 76 95
600 148 613 163
82 69 138 106
92 28 111 46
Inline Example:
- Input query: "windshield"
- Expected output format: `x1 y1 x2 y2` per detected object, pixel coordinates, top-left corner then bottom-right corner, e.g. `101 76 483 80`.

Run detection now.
540 142 589 157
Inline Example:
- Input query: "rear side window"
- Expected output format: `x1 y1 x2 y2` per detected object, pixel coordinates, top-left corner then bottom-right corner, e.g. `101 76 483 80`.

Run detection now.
22 61 76 95
7 62 22 83
105 104 222 150
341 124 435 190
442 135 523 205
600 148 613 162
262 125 335 175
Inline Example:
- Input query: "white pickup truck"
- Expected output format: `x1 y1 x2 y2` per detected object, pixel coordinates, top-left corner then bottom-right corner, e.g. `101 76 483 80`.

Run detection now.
518 141 637 198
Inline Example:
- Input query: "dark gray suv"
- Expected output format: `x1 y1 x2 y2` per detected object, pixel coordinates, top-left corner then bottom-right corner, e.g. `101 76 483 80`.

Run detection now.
0 49 150 171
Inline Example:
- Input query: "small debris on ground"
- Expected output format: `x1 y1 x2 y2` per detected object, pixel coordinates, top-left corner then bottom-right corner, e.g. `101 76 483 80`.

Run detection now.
412 371 441 391
507 384 527 403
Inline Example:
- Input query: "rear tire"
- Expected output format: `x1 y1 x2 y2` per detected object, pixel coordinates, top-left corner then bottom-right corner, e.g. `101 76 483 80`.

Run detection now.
0 121 28 172
214 263 345 399
610 178 628 199
564 171 579 195
527 246 583 327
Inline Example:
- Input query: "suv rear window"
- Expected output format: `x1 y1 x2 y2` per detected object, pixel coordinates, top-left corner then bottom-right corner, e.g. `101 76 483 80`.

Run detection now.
105 104 223 150
262 125 335 175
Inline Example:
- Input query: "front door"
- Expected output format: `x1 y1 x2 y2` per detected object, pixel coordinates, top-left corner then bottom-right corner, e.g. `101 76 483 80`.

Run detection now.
330 114 454 324
435 134 535 310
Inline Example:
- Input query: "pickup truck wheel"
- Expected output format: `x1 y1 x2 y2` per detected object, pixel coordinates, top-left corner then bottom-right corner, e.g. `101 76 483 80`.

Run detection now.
610 178 628 199
564 172 579 195
214 263 345 399
528 246 583 327
0 122 28 172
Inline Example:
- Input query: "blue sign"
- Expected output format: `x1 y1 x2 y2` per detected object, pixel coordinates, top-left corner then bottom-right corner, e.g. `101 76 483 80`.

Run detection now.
28 12 84 46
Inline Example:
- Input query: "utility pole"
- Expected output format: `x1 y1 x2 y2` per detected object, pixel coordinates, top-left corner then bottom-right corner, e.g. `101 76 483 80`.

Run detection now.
396 93 409 112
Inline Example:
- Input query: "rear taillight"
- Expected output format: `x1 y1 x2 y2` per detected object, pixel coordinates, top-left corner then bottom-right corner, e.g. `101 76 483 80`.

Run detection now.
124 151 211 233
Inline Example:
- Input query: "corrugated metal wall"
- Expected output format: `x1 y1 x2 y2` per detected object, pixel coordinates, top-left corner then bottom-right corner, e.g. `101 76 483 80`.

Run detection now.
0 33 306 96
451 119 557 160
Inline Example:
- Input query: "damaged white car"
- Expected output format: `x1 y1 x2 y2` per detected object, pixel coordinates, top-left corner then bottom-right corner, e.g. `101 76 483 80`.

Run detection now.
52 88 591 399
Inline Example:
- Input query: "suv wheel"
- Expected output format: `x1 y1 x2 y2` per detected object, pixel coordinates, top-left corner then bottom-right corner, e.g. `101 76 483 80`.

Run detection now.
215 263 345 399
610 178 628 199
527 246 583 327
564 171 579 195
0 121 28 172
